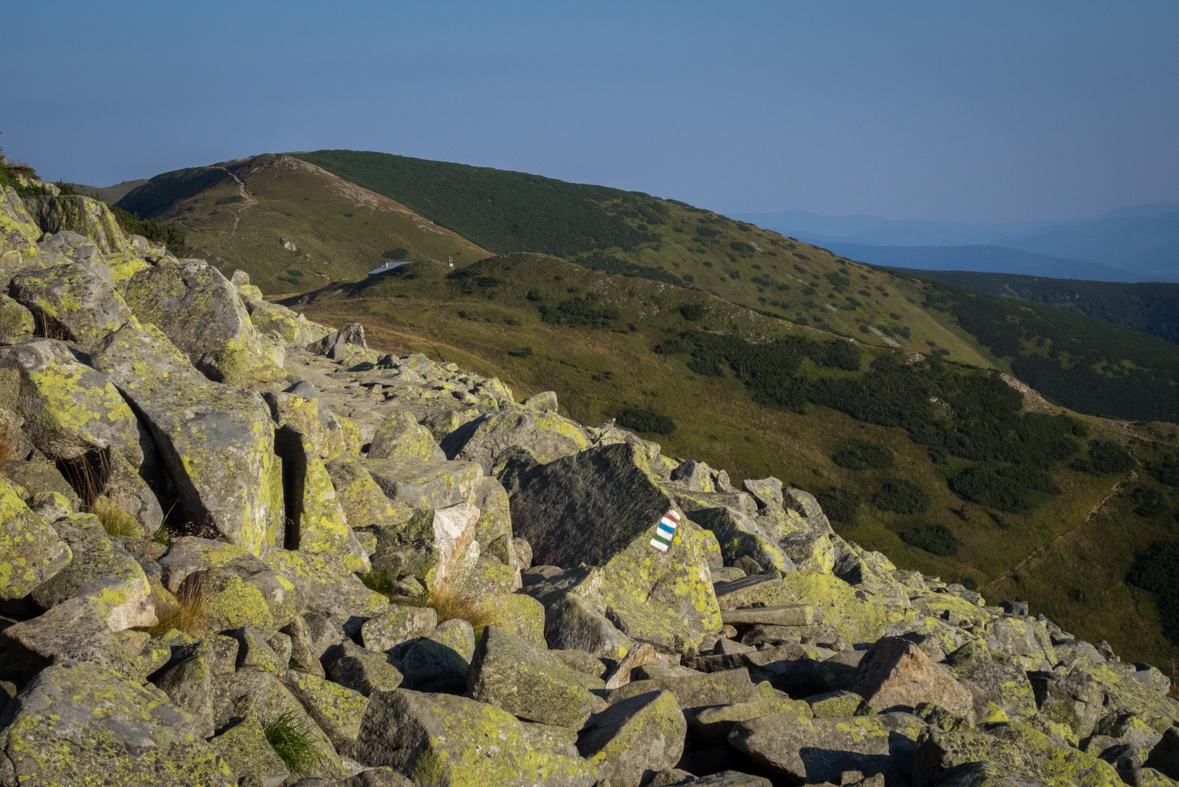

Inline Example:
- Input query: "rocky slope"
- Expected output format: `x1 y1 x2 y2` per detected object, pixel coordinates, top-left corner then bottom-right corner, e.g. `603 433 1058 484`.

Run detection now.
0 183 1178 786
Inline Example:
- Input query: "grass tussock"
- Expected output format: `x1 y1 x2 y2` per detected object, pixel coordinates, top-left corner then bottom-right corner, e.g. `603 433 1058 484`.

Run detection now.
264 711 326 779
91 496 142 538
416 585 495 630
147 574 211 637
412 749 451 787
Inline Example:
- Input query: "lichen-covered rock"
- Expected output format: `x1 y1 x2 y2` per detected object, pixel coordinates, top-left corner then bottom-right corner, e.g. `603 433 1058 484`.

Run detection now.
327 458 414 529
154 640 216 737
0 661 234 787
366 503 481 591
773 571 909 645
266 389 349 463
577 690 687 787
122 259 283 386
282 668 369 751
9 262 133 349
610 668 760 712
274 426 370 571
160 538 304 631
0 597 138 681
213 669 343 780
0 186 41 263
368 410 438 463
913 720 1123 787
849 637 975 721
365 457 484 511
324 639 404 696
0 339 144 465
441 409 588 471
1028 667 1107 739
691 695 813 744
0 473 72 591
729 711 926 786
246 297 326 345
352 688 598 787
400 633 471 694
0 295 33 344
943 640 1036 723
510 443 722 654
208 715 290 787
467 625 596 729
481 593 546 645
91 324 284 554
103 448 165 534
22 195 132 256
362 605 438 652
985 617 1055 672
29 513 155 631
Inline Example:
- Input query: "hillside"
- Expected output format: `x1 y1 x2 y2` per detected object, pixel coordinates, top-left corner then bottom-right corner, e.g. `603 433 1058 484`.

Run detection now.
67 178 148 204
820 243 1134 282
116 154 489 292
885 267 1179 344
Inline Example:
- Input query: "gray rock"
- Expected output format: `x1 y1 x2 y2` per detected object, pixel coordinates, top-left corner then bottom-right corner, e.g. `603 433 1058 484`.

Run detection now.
0 476 72 601
849 637 974 721
9 262 132 349
577 690 687 787
441 408 587 471
209 715 290 787
1 597 136 681
325 639 404 696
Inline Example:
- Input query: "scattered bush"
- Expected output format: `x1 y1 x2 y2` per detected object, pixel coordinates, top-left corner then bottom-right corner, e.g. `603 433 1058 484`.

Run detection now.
816 487 861 524
1132 487 1166 518
1128 540 1179 644
949 465 1060 512
875 480 931 515
680 303 705 321
412 750 451 787
109 206 187 257
507 347 533 358
264 711 326 779
832 444 895 471
214 195 243 205
540 297 619 329
383 247 409 260
616 409 676 436
414 586 494 630
1074 440 1135 475
902 523 960 556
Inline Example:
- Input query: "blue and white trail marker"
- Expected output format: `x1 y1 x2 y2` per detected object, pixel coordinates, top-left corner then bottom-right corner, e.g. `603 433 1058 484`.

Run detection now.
650 509 680 552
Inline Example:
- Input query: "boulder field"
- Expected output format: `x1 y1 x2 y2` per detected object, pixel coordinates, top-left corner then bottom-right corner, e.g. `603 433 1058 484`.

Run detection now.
0 185 1177 786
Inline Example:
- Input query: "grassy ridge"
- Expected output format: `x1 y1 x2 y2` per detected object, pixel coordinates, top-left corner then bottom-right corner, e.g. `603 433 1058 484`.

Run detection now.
117 154 489 293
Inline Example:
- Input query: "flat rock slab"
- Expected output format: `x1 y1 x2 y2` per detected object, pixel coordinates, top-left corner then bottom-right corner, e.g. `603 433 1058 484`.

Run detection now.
720 605 813 627
0 661 235 787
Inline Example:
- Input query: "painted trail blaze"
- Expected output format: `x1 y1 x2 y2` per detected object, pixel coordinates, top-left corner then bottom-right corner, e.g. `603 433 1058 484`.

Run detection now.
650 509 680 552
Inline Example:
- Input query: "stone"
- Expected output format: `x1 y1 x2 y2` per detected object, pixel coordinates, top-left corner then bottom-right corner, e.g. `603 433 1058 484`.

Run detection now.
0 476 71 600
985 617 1055 671
91 325 284 555
282 669 369 752
849 637 974 720
154 641 216 737
23 196 131 257
247 297 327 345
400 635 470 694
0 661 234 787
103 448 165 534
691 695 813 744
121 259 282 386
9 262 133 349
30 514 155 631
943 640 1037 723
209 715 290 787
264 542 385 623
522 391 559 412
366 504 480 591
441 408 588 471
362 605 438 652
578 690 687 787
806 689 874 718
327 458 414 529
0 339 144 465
325 639 404 696
467 625 597 729
480 593 546 645
230 626 287 674
266 390 349 463
352 689 598 787
159 538 305 631
729 711 925 787
274 427 370 571
365 457 484 511
603 643 660 691
721 605 814 627
1028 667 1107 739
368 410 438 462
609 667 760 712
0 597 136 680
0 186 42 263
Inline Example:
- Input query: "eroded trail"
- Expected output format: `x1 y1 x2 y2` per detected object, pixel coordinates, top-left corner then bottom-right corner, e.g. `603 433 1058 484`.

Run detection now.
214 165 258 232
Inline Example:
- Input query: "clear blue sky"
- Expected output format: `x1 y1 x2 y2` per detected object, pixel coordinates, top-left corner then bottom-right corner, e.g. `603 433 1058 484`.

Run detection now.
2 1 1176 223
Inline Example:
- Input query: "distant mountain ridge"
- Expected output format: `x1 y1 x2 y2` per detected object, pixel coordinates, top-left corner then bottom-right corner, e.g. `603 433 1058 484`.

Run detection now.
823 243 1138 282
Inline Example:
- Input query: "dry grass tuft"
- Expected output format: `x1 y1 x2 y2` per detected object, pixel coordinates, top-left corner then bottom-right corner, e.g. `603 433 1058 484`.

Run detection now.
148 574 212 637
91 496 142 538
419 584 495 630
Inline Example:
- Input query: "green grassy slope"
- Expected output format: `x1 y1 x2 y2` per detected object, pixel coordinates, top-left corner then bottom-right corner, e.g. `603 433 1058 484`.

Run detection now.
884 266 1179 345
116 154 489 293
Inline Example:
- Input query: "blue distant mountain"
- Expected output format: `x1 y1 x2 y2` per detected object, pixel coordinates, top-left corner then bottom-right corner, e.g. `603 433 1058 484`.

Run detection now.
731 202 1179 282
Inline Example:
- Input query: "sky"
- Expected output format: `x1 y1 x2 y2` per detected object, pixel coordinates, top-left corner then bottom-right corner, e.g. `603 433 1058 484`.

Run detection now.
2 1 1177 223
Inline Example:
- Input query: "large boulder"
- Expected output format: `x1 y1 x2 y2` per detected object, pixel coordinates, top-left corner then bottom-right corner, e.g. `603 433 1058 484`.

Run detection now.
441 409 588 471
22 195 131 256
121 260 282 386
0 476 71 600
0 186 41 263
368 411 439 463
0 597 140 680
327 458 414 529
262 549 387 620
352 689 598 787
577 690 687 787
943 640 1037 723
365 457 484 511
510 443 722 655
849 637 975 721
90 324 285 554
366 504 481 591
9 262 133 349
0 339 144 465
466 625 597 729
728 711 926 787
0 661 234 787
